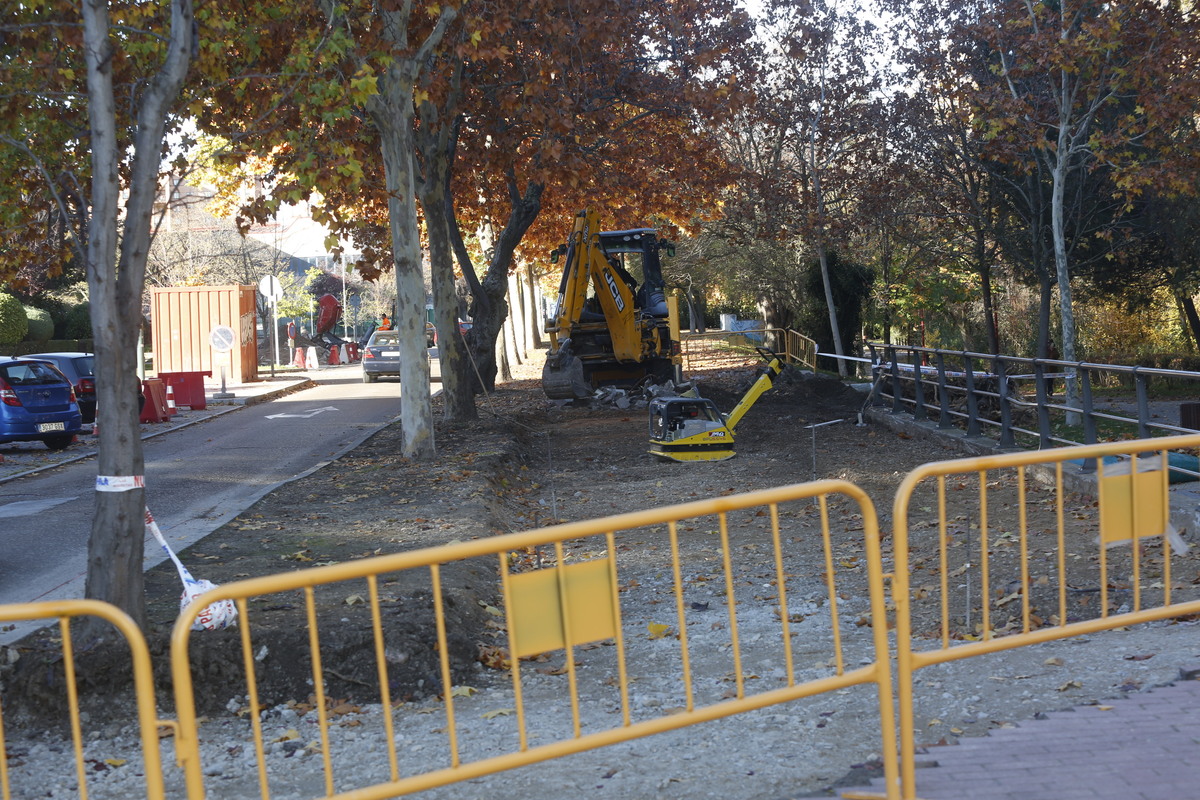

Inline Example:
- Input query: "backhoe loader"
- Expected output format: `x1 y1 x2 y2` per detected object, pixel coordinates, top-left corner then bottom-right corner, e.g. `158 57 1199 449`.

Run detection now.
542 209 680 399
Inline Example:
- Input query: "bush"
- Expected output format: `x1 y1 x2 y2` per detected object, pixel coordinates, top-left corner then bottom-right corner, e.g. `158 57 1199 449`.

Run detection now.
64 302 92 339
0 293 29 345
22 306 54 342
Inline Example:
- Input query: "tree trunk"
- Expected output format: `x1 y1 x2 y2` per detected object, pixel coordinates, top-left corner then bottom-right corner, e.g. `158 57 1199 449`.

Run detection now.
417 101 475 422
976 228 999 354
367 57 434 458
507 270 524 365
1180 294 1200 351
523 260 543 351
457 176 543 391
816 241 846 376
1049 147 1079 421
82 0 195 628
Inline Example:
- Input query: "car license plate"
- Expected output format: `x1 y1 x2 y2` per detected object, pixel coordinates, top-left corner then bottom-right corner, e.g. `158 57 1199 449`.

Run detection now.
37 422 65 432
382 350 399 356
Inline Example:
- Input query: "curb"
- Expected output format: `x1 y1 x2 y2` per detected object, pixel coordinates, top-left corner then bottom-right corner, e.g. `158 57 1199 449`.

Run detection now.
0 379 317 485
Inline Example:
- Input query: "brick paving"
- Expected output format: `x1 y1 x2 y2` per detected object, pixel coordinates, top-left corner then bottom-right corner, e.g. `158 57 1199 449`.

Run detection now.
845 673 1200 799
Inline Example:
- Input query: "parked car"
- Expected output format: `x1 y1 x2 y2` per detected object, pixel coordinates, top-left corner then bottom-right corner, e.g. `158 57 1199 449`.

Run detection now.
426 321 437 348
25 351 96 423
0 357 83 450
361 329 402 383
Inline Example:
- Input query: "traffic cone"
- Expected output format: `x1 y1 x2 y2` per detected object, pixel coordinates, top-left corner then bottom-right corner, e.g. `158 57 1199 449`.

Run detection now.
165 384 177 415
328 345 340 366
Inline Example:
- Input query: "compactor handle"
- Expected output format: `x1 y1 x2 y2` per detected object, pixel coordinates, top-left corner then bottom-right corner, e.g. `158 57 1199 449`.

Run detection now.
756 346 782 363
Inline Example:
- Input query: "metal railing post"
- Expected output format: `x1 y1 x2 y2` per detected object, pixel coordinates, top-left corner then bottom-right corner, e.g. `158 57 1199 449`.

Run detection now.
1033 360 1052 449
912 348 927 421
889 347 903 414
996 356 1016 448
1135 367 1151 439
1080 366 1097 473
964 357 981 437
935 352 952 429
868 345 883 407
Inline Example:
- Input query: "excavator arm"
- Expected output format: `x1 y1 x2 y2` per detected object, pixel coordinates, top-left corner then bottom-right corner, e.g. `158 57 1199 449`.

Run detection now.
547 208 641 360
543 208 677 399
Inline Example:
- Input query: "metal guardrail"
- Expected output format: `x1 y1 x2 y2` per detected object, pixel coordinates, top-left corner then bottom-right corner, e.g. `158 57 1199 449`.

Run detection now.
864 343 1200 481
681 328 817 372
169 481 899 800
889 434 1200 800
0 600 167 800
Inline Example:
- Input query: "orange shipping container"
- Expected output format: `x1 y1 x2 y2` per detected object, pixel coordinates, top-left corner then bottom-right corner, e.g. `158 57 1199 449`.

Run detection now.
151 286 259 383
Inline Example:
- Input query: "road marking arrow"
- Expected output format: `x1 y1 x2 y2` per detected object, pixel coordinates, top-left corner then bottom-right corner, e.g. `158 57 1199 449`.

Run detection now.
264 406 340 420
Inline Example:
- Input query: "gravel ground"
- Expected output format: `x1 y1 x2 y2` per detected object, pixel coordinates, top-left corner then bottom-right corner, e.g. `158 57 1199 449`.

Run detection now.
5 616 1197 800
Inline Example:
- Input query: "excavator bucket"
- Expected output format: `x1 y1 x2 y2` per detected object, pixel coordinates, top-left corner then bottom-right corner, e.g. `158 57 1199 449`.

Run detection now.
542 348 592 400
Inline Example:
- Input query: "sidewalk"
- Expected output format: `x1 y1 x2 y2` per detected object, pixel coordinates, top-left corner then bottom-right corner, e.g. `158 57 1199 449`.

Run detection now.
842 666 1200 799
0 372 315 482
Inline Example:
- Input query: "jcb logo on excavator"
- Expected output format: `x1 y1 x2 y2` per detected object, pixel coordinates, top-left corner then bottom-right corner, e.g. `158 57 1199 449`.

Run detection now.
603 268 626 313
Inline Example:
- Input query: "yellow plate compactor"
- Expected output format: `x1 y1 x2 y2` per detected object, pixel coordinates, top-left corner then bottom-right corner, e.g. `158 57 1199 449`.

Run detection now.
648 348 784 462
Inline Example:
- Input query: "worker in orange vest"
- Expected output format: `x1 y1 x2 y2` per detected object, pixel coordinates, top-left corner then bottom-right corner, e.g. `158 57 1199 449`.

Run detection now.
379 314 392 330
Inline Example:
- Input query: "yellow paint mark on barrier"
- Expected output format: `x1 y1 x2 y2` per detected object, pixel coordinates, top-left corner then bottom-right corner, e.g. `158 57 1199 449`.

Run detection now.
1099 460 1168 545
507 558 619 658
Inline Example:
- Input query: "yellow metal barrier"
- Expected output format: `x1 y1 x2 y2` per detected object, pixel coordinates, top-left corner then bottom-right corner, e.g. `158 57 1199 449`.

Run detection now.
681 328 817 372
0 600 167 800
889 434 1200 800
171 480 901 800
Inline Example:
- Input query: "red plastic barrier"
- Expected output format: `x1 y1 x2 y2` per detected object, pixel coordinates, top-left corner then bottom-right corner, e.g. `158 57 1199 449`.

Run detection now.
343 342 360 362
140 378 171 423
158 371 211 410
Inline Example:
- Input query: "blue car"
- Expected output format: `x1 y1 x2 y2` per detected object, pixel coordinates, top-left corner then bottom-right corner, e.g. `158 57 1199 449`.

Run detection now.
0 357 83 450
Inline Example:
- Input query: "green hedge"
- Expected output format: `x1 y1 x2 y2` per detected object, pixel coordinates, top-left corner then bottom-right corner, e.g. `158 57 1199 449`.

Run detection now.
22 306 54 342
8 339 95 356
0 293 28 345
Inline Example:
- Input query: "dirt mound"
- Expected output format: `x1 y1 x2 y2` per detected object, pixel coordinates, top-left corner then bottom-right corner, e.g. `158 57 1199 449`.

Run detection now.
690 365 866 421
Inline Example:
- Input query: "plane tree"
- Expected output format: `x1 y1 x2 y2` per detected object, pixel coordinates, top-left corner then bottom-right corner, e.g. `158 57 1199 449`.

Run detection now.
0 0 198 626
197 0 752 420
958 0 1200 403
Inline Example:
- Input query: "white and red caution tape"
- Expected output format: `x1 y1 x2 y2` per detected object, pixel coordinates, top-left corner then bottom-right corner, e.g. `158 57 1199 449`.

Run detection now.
144 507 238 631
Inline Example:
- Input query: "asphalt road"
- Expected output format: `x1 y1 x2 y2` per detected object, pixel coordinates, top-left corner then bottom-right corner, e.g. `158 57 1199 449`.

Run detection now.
0 371 404 631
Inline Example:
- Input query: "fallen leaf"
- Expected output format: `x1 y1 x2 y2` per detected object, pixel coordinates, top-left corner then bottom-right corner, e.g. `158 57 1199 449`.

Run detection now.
449 686 477 698
1044 657 1064 666
483 708 514 719
104 759 126 767
344 594 364 606
1057 680 1082 692
647 622 673 640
